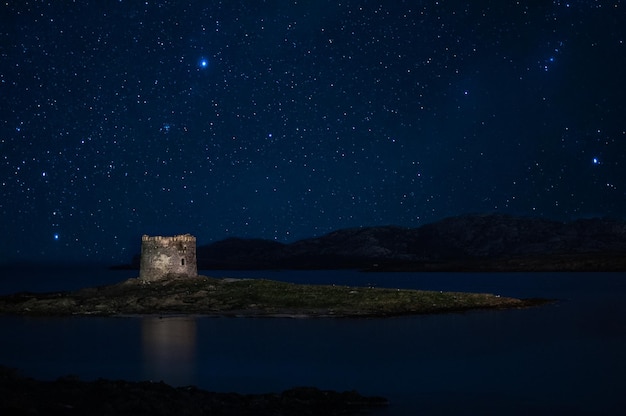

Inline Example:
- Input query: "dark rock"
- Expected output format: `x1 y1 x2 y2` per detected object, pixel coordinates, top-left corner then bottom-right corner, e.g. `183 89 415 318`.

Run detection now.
0 366 387 416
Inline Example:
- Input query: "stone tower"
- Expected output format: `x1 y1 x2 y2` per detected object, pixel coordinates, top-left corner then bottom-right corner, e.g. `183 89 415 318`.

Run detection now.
139 234 198 282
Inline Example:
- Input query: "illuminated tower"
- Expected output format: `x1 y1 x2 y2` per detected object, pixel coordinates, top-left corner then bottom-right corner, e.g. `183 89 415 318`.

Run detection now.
139 234 198 281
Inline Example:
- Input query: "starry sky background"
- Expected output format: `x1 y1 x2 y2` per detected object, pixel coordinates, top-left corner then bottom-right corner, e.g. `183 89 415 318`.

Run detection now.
1 1 625 264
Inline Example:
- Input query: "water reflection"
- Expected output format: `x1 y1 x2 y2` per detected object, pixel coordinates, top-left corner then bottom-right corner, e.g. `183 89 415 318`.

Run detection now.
142 317 197 386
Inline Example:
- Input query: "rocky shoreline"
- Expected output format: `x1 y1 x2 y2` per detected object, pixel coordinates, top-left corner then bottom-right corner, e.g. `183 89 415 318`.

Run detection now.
0 366 388 416
0 275 548 317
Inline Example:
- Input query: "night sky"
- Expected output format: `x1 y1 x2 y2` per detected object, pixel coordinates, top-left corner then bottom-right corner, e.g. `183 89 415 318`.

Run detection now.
2 1 625 264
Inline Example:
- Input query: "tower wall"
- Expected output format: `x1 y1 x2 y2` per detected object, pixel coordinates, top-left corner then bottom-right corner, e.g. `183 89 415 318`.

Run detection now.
139 234 198 281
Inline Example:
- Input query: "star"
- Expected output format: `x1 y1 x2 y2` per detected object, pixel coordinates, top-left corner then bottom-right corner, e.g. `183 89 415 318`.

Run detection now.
1 1 625 263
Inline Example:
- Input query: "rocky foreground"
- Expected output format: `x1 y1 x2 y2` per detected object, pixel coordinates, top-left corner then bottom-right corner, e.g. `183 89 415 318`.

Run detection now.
0 366 388 416
0 275 547 317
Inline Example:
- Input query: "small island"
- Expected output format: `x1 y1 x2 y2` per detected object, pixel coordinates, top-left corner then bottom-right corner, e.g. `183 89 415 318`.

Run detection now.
0 274 546 317
0 235 551 415
0 234 547 317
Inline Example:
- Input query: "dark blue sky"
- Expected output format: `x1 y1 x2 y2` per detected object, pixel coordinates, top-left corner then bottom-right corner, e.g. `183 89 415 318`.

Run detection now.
2 1 625 263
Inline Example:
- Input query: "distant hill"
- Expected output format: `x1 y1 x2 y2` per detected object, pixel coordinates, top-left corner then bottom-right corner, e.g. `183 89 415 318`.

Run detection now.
124 214 626 271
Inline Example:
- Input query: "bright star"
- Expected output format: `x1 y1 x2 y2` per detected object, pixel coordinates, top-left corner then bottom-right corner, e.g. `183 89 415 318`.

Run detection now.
592 157 600 165
53 233 59 241
198 58 209 69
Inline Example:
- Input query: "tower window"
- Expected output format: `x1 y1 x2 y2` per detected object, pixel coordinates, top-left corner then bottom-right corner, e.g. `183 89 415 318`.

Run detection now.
181 258 185 266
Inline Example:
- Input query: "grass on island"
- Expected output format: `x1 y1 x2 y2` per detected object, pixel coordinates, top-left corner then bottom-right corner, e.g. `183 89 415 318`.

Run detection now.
199 278 527 316
0 275 538 317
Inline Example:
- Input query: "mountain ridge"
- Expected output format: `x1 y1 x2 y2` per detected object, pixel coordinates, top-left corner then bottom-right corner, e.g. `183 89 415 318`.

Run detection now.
124 214 626 271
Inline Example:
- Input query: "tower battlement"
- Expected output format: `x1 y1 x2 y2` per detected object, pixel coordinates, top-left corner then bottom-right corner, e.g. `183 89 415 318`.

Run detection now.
139 234 198 281
142 234 196 243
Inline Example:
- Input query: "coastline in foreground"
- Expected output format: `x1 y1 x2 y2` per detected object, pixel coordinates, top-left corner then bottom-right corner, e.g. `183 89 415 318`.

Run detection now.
0 275 549 317
0 366 388 416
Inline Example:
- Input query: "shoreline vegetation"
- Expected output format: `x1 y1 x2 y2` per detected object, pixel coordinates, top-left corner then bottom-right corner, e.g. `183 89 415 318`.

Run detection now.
0 275 549 317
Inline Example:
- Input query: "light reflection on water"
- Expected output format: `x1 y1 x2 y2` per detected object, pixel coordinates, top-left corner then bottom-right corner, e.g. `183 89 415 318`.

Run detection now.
141 317 197 386
1 270 626 415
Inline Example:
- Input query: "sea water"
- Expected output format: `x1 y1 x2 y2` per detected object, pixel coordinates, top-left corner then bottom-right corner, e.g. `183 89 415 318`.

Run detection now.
1 267 625 415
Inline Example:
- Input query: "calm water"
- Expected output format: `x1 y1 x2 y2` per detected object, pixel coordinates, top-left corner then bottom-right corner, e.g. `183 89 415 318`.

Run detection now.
1 267 625 415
